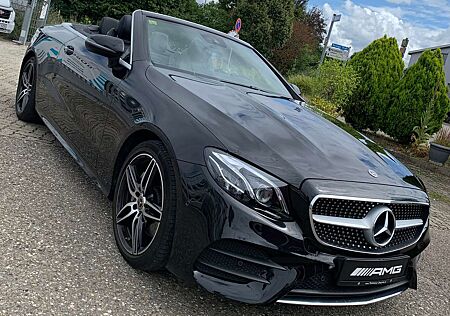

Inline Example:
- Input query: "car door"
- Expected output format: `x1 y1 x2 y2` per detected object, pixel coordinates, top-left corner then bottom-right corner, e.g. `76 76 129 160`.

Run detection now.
34 26 76 130
53 31 122 177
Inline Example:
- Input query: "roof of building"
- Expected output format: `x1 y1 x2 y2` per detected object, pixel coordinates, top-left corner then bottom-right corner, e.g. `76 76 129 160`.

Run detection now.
409 44 450 55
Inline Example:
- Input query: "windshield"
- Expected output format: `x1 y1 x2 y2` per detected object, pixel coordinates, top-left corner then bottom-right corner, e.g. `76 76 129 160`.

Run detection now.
0 0 11 7
146 17 291 97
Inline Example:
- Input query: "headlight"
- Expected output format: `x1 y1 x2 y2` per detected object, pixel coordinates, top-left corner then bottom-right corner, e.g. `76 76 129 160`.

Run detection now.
205 148 290 220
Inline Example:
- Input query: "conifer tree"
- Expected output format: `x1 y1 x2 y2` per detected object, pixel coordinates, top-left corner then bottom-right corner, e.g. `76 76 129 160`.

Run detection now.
385 49 450 143
344 36 404 130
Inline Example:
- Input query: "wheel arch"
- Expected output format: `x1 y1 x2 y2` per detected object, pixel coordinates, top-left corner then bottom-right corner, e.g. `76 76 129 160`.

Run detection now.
18 49 38 83
24 49 37 60
108 125 180 200
21 49 37 69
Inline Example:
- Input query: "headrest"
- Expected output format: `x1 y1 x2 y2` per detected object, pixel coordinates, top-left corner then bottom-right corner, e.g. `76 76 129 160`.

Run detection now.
98 17 119 35
117 15 132 42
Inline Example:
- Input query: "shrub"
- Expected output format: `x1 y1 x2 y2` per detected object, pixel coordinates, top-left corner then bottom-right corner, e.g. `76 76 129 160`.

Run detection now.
411 104 433 156
344 36 404 130
288 59 359 117
385 49 450 143
313 59 359 110
288 73 314 97
288 60 359 116
412 105 433 146
47 9 65 25
309 96 338 115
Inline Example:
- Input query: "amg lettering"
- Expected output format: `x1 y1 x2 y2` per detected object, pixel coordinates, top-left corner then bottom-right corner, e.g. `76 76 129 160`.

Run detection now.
350 265 403 277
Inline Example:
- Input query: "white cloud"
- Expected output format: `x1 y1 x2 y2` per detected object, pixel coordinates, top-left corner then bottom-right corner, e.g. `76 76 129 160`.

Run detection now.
322 0 450 63
386 0 412 4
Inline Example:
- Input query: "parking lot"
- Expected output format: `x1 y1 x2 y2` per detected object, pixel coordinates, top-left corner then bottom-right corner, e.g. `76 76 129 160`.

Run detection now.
0 39 449 315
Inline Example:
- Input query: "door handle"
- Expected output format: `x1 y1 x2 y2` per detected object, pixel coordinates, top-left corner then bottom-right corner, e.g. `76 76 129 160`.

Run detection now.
64 45 75 55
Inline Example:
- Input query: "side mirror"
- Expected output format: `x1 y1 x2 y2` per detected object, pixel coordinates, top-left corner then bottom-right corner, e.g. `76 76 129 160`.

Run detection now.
290 83 301 96
85 34 125 59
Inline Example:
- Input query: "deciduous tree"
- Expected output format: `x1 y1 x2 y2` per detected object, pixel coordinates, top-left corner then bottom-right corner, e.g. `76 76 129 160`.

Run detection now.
52 0 200 23
271 1 325 74
233 0 294 58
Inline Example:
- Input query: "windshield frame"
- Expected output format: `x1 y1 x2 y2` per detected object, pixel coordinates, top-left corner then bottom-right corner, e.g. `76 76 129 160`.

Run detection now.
141 11 298 99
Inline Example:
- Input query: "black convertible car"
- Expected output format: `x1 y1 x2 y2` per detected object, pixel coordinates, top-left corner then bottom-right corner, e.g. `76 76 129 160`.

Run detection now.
16 10 430 305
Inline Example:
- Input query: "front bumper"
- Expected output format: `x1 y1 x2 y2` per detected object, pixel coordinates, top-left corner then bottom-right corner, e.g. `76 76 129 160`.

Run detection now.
0 19 14 34
278 281 408 306
167 161 430 305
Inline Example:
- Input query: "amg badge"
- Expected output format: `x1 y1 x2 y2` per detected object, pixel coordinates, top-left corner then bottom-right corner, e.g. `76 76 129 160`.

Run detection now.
350 265 403 277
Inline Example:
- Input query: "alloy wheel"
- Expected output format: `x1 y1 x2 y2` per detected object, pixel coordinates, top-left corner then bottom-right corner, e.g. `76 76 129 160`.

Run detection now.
16 60 34 113
115 153 164 256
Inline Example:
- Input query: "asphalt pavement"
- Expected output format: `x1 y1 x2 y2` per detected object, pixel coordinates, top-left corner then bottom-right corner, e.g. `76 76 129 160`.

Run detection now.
0 39 449 315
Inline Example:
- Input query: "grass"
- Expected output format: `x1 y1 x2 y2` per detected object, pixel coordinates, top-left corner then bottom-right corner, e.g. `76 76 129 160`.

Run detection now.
429 191 450 204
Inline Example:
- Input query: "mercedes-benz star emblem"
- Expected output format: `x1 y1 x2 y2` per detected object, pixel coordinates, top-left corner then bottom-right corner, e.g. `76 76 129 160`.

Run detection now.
368 169 378 178
363 205 396 247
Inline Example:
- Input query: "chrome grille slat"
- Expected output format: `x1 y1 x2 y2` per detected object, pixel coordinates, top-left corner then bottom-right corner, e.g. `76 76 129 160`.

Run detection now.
312 214 423 229
309 195 429 254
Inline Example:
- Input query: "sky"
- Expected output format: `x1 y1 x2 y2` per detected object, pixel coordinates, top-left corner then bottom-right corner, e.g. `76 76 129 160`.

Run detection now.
308 0 450 62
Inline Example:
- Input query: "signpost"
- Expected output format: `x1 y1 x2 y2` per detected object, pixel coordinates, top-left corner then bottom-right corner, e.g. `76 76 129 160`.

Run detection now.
331 43 350 52
325 43 351 61
228 18 241 38
319 13 341 65
235 18 241 34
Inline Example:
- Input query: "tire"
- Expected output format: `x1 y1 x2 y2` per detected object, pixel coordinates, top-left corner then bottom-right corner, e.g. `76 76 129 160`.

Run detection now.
15 56 40 123
112 140 177 271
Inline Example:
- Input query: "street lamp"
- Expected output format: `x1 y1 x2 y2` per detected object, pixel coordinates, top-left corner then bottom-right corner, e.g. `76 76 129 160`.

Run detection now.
319 13 341 65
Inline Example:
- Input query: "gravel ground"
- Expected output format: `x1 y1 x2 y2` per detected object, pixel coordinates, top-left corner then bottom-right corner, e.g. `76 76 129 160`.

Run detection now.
0 39 449 315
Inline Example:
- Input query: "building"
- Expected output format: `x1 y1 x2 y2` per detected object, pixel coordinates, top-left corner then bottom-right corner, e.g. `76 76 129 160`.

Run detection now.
408 44 450 96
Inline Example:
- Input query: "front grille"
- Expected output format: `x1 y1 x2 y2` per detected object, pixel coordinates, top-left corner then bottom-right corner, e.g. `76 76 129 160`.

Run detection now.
0 10 11 20
314 222 423 253
312 197 428 220
311 196 429 254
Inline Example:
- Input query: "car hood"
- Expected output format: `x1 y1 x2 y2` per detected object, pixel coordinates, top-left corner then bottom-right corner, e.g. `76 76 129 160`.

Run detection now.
157 71 423 191
0 0 11 9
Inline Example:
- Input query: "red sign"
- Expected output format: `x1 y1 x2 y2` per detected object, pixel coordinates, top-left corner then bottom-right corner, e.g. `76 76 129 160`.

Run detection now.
235 18 242 33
